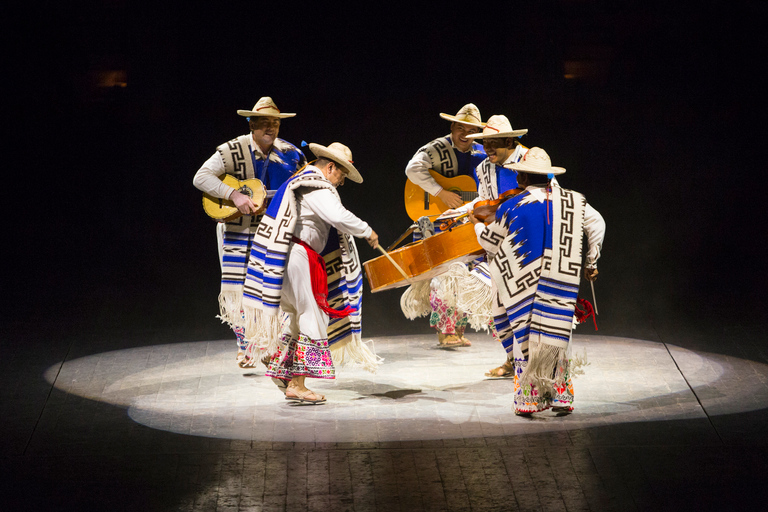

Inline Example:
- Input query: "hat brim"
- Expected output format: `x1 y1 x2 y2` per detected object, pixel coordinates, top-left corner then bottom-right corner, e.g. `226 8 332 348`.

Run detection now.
237 110 296 118
439 113 485 128
505 161 566 175
308 143 363 183
467 129 528 139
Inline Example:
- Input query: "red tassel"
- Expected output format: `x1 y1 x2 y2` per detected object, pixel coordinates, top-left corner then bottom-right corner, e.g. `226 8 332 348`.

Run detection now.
575 298 598 331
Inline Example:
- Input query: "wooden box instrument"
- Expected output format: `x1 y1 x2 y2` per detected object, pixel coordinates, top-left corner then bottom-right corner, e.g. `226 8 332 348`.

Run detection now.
363 221 484 293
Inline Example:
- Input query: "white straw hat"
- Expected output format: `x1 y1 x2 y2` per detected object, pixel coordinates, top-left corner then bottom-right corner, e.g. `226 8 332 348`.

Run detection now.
466 114 528 139
439 103 484 128
308 142 363 183
505 147 565 175
236 96 296 118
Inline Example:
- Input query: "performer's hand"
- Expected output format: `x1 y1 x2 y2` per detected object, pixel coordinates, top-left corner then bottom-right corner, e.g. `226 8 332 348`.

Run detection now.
231 190 257 214
584 267 599 282
366 229 379 249
437 189 463 209
468 211 480 225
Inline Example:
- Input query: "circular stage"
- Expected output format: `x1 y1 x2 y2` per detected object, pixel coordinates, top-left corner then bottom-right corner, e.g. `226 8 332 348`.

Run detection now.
45 334 768 443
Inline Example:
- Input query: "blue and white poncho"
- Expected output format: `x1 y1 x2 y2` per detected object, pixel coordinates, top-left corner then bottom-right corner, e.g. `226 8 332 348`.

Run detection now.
479 184 589 392
239 167 379 372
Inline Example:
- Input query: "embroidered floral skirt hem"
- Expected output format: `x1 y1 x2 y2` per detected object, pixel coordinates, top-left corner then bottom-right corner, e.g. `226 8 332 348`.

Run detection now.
513 357 575 413
429 289 469 335
266 333 336 381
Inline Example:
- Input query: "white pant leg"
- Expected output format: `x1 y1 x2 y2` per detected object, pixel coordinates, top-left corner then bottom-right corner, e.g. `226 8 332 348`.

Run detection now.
281 244 329 340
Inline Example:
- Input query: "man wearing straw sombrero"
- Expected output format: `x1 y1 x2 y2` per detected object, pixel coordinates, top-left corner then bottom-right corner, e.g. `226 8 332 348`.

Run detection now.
464 114 530 210
400 104 488 347
470 147 605 415
433 114 532 362
193 97 307 367
239 142 380 404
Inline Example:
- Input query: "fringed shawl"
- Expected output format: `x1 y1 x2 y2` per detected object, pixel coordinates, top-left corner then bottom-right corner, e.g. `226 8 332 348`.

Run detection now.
488 185 586 389
239 168 378 371
216 135 306 325
217 135 259 324
418 135 485 177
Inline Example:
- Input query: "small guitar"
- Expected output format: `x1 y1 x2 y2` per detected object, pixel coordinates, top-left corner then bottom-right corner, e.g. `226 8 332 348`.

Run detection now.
404 170 478 221
202 175 266 221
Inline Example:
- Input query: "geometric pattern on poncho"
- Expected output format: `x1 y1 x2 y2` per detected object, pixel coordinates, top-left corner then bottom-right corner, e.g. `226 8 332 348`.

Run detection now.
488 185 586 357
240 167 369 368
216 135 306 320
487 185 586 412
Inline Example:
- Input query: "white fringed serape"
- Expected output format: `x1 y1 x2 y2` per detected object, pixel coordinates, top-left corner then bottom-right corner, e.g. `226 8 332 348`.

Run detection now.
215 135 260 327
489 185 588 395
399 260 494 333
449 261 494 332
399 280 431 320
238 167 380 372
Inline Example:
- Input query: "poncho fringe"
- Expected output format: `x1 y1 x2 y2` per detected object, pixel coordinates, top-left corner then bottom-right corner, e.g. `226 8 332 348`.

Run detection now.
240 167 380 371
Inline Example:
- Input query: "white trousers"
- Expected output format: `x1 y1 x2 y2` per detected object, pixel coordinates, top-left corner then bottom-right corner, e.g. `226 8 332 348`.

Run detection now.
281 243 329 341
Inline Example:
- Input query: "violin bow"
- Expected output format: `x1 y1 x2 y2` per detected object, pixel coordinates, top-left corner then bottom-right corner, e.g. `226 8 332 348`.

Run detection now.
387 226 416 252
376 245 414 285
590 280 599 315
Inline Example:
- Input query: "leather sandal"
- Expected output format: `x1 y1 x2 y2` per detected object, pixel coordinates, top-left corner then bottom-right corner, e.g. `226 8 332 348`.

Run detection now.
438 333 465 348
484 360 514 379
238 356 257 368
285 388 326 404
271 377 289 395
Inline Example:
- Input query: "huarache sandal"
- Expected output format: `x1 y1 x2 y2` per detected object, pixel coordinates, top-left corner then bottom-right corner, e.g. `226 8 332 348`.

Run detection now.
271 377 289 395
484 361 514 379
437 333 465 348
238 356 257 368
285 389 326 404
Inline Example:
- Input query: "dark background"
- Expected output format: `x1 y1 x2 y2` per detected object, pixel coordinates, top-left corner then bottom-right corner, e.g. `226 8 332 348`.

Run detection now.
6 0 766 347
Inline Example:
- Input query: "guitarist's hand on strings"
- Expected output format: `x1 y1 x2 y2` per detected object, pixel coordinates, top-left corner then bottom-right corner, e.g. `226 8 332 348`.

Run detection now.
437 189 463 209
366 229 380 250
231 190 258 215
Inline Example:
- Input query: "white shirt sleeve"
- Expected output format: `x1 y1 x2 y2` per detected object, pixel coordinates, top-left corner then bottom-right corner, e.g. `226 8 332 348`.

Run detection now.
302 188 372 239
192 151 235 199
583 202 605 268
405 149 443 196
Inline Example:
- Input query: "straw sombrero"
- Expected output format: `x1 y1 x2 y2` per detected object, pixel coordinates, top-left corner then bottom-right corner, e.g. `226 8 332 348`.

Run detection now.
466 114 527 139
439 103 484 128
505 147 565 175
236 96 296 118
308 142 363 183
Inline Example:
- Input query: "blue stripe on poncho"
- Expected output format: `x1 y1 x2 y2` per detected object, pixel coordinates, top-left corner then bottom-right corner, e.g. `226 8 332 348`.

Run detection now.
493 190 580 354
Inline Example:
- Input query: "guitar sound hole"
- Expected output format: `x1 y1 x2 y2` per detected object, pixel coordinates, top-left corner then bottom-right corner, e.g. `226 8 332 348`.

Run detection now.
239 186 253 198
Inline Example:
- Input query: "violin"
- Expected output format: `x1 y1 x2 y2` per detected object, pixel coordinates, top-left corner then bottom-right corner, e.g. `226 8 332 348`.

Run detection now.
472 187 524 224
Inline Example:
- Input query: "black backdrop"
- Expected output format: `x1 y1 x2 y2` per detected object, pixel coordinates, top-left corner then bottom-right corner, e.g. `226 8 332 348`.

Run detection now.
6 1 766 345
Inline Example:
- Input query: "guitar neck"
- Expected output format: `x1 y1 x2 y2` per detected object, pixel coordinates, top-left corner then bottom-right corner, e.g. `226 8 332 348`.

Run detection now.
459 191 478 201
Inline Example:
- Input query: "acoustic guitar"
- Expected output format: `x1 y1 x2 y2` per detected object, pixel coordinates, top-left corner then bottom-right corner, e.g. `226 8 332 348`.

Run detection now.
202 175 266 221
404 170 478 221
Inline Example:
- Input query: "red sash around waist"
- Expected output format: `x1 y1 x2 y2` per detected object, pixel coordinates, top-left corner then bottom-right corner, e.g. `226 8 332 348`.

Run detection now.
292 236 356 318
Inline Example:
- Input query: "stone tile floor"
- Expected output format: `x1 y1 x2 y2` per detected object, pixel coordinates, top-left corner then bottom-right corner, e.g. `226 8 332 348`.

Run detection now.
2 332 768 511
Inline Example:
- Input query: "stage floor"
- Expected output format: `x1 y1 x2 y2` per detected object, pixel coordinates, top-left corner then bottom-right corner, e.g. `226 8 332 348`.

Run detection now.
4 332 768 511
40 333 768 444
